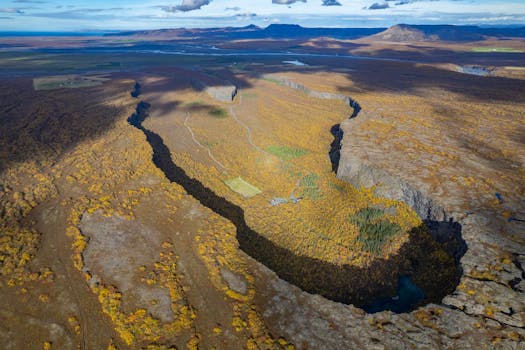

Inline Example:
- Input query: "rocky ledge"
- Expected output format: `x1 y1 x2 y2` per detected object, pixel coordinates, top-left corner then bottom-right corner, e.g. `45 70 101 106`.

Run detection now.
255 80 524 349
191 77 237 102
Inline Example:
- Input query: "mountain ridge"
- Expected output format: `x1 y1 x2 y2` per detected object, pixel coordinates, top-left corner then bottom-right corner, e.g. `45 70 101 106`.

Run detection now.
106 23 525 41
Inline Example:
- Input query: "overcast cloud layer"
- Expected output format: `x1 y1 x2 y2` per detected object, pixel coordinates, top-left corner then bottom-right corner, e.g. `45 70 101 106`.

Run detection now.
0 0 523 31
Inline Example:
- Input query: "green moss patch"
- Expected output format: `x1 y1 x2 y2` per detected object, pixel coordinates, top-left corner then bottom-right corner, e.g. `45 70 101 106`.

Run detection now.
266 145 309 161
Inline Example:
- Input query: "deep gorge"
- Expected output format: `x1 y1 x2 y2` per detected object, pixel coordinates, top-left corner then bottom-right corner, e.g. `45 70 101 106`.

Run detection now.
128 83 464 313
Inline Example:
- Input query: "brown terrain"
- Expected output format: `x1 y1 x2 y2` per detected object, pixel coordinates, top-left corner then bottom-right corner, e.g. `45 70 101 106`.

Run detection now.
0 27 524 349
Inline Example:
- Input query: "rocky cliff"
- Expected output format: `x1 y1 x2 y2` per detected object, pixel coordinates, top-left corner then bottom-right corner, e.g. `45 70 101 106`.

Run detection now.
336 109 525 331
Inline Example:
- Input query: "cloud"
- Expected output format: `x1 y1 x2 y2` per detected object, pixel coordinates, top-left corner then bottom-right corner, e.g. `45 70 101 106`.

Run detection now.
0 8 25 14
236 12 257 19
12 0 47 3
390 0 443 5
368 2 390 10
25 7 128 20
162 0 211 12
272 0 306 5
225 7 241 11
322 0 341 5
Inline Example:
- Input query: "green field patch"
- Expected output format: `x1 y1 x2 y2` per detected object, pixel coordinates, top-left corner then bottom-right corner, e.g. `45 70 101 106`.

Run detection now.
242 92 258 98
186 100 204 108
224 177 262 198
350 207 402 255
266 145 309 161
33 75 109 91
262 76 282 85
471 47 524 53
208 107 229 118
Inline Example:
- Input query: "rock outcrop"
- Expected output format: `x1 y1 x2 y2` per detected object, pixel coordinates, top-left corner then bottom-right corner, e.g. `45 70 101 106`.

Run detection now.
252 101 525 350
204 85 237 102
263 75 360 118
335 109 525 331
257 75 525 347
191 78 237 102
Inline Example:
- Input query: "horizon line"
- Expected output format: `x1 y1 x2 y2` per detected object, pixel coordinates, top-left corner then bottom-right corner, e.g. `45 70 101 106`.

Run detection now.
1 22 525 34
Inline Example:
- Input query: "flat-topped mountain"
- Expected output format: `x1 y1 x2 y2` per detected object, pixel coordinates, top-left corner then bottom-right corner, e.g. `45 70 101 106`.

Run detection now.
368 24 525 42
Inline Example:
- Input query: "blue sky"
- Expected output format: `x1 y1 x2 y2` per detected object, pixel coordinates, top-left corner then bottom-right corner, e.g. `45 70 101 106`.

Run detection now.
0 0 524 31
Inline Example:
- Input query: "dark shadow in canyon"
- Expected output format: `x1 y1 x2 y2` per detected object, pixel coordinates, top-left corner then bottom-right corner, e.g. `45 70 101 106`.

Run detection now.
328 102 359 173
425 218 467 265
329 124 343 173
128 98 465 313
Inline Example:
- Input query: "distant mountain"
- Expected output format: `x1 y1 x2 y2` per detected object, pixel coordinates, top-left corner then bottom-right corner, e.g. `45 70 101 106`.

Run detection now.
108 25 262 38
368 24 525 42
258 24 384 39
107 24 385 40
107 24 525 42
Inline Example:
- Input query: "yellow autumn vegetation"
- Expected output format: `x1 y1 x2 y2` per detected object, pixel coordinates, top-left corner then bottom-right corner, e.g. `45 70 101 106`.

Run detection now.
92 248 195 346
195 214 285 350
59 119 194 346
168 78 421 268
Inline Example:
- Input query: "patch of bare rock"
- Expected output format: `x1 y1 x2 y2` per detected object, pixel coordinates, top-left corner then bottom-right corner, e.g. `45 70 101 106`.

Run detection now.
80 212 174 322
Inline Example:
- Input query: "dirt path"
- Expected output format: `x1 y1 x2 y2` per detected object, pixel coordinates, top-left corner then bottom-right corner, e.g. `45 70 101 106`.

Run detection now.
230 93 275 159
183 112 227 172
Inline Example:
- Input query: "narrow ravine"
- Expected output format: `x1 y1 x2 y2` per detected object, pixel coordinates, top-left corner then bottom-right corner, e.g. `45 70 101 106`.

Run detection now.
329 124 343 172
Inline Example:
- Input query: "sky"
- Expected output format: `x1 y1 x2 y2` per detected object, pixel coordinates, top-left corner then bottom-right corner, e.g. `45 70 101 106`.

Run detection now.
0 0 524 31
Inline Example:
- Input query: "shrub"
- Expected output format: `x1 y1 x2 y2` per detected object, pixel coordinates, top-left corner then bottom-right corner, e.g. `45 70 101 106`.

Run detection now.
208 108 228 118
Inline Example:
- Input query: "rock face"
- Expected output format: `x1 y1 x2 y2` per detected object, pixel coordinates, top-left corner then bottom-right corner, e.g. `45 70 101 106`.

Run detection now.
335 110 525 333
253 108 525 350
191 78 237 102
204 85 237 102
338 151 447 221
243 74 525 348
263 75 361 118
256 261 522 350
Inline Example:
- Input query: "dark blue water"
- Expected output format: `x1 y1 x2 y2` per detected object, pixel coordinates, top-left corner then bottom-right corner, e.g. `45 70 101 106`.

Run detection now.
459 65 490 76
0 32 110 37
364 276 425 313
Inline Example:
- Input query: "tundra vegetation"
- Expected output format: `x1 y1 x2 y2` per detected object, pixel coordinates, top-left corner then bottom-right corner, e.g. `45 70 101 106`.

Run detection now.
0 47 523 349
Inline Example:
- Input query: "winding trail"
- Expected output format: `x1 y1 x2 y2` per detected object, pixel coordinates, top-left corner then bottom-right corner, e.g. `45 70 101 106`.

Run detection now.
183 112 227 172
230 90 305 201
229 93 274 159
